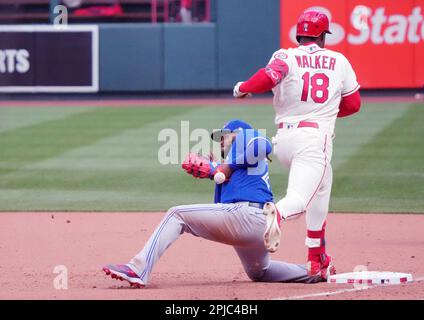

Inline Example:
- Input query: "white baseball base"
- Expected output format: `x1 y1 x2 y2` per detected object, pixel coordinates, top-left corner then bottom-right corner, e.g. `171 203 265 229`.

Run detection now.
328 271 413 285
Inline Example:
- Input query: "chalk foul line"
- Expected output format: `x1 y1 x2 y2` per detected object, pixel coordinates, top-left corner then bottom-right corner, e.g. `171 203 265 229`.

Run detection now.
272 276 424 300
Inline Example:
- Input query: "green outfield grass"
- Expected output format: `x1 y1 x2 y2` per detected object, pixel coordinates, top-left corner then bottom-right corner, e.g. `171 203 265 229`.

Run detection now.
0 101 423 213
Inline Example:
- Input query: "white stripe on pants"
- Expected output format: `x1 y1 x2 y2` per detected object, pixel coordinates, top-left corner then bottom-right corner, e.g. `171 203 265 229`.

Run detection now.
128 202 318 284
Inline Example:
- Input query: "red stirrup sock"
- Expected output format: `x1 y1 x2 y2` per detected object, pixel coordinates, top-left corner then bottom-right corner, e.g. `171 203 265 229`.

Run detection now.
306 227 327 263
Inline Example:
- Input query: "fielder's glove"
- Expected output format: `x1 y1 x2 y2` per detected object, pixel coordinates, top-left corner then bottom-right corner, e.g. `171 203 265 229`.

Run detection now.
233 82 252 99
182 153 220 179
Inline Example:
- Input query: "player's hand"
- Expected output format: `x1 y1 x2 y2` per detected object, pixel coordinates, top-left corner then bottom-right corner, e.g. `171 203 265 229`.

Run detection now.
182 153 220 179
233 82 252 99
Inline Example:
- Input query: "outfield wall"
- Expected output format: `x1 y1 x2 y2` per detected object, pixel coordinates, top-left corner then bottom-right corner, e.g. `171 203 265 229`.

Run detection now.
99 0 280 92
2 1 424 93
0 0 280 93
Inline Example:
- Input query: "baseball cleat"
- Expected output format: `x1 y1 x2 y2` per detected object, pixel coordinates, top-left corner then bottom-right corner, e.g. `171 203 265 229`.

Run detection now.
102 264 145 288
306 254 336 281
325 263 337 280
263 202 281 253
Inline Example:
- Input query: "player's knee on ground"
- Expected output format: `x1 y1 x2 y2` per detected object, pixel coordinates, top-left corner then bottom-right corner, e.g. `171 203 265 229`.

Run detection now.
243 266 267 282
276 190 306 220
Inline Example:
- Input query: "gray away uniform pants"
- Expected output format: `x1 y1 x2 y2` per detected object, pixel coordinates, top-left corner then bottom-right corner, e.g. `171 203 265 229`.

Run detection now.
128 202 321 284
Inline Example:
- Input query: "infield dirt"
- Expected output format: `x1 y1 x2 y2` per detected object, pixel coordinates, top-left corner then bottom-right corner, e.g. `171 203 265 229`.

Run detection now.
0 212 422 300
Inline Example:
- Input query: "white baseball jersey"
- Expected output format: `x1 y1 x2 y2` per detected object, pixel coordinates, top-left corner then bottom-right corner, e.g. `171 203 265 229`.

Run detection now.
268 43 360 132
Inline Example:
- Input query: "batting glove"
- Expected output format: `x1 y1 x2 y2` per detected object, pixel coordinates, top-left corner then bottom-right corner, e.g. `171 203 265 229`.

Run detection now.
233 82 252 99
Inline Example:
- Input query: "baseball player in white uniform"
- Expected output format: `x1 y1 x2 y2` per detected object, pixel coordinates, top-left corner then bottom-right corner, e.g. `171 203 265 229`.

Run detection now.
233 10 361 278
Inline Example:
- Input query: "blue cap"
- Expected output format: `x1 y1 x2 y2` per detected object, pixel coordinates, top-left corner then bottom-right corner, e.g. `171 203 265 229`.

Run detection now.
211 119 253 141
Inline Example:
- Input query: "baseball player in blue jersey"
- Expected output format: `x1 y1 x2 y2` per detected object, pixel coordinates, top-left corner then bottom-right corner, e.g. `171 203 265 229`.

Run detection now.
102 120 326 288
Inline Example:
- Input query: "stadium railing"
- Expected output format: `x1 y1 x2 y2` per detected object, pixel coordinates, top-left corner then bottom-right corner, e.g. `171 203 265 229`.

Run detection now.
0 0 211 23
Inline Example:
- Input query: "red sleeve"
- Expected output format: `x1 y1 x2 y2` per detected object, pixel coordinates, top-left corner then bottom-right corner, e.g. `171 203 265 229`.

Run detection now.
239 68 275 93
240 58 289 94
181 0 192 8
337 90 361 117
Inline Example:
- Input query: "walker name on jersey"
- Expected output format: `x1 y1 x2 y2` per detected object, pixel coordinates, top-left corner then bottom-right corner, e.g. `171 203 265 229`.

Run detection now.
295 55 336 71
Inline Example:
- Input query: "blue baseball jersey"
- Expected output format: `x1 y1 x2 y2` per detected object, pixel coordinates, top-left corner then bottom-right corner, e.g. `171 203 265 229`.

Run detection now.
214 129 274 204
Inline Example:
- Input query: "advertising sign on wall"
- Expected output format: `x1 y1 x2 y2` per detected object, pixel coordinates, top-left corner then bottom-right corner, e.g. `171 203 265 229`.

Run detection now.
0 25 98 92
281 0 424 88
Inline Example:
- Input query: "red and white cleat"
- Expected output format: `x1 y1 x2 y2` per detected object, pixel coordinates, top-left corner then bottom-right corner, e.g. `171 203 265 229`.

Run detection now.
307 254 336 281
263 202 282 253
102 264 145 288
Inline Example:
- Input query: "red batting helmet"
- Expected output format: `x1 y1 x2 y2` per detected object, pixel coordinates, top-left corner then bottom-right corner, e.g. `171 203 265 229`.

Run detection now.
296 10 332 41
